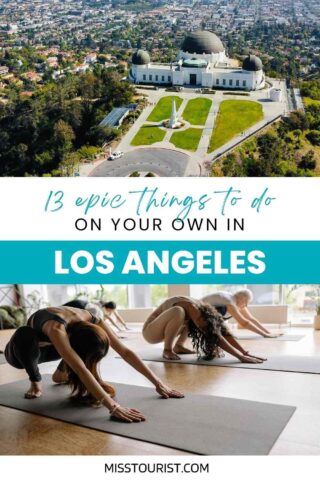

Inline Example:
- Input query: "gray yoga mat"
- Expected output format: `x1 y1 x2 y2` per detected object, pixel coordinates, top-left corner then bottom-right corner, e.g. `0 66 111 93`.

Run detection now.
235 334 304 341
0 354 6 365
0 375 295 455
138 349 320 374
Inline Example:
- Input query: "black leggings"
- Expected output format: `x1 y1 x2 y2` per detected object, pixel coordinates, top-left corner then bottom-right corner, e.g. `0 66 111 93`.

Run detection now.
4 326 64 382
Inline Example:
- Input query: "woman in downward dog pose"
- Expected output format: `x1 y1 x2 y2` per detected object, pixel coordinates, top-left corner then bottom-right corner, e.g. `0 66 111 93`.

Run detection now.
4 306 183 423
143 296 266 363
101 301 131 332
201 289 282 338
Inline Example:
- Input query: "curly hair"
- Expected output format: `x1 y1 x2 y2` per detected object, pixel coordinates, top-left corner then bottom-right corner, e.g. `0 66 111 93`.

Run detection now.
188 303 231 360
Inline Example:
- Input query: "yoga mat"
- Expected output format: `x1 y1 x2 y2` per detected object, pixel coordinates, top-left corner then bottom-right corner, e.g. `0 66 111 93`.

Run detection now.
0 375 295 455
235 334 304 342
0 354 6 365
137 349 320 375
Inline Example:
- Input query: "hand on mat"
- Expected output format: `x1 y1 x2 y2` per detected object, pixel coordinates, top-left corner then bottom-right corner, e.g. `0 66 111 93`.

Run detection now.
24 381 42 399
240 355 264 364
264 333 280 338
111 406 146 423
155 383 184 399
247 353 267 362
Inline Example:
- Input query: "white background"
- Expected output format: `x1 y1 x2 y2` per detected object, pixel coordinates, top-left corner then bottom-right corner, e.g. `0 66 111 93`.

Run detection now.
0 177 319 240
0 456 311 479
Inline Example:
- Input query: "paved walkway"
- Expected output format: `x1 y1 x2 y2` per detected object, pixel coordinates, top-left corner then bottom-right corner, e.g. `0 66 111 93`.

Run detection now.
117 101 157 152
196 98 220 156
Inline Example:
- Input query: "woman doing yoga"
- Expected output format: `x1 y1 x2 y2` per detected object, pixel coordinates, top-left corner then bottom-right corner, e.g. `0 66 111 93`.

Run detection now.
143 296 267 363
5 306 183 423
201 289 282 338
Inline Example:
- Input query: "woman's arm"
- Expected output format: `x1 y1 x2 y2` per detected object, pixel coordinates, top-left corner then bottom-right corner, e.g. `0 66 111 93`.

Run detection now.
223 334 266 361
239 307 273 335
217 335 263 363
104 314 122 332
227 305 270 337
114 310 128 329
99 320 183 398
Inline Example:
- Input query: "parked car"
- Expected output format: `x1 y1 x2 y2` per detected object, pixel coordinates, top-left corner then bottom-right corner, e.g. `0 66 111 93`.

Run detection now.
108 151 124 161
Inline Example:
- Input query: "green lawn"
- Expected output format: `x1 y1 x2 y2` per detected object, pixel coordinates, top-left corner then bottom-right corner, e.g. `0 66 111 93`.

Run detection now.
131 125 166 146
147 96 183 122
208 100 263 153
182 97 212 125
170 128 203 152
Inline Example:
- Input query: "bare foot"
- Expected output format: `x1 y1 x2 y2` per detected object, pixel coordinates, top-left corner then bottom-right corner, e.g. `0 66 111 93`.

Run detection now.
52 369 68 384
163 349 180 360
174 345 195 355
25 382 42 399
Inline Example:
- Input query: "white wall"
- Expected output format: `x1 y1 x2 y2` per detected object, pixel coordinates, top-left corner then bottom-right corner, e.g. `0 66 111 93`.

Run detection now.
132 64 173 84
132 63 264 90
118 304 289 325
237 305 289 325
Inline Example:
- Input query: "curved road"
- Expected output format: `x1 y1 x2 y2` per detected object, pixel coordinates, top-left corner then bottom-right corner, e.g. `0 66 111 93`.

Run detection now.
89 148 199 177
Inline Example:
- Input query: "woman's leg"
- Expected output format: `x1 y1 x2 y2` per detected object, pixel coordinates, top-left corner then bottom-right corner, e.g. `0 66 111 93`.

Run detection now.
174 326 194 355
38 346 66 384
143 306 187 360
52 360 68 384
4 326 43 398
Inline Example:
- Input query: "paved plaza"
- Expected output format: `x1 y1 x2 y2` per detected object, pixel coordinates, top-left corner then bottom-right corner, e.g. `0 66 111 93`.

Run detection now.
81 79 289 177
90 147 200 177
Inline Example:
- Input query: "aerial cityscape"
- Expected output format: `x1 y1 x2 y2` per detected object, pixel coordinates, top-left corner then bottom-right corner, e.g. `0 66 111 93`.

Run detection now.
0 0 319 177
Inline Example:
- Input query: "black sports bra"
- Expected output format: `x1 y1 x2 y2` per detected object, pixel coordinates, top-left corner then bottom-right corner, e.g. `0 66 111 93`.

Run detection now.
27 308 98 342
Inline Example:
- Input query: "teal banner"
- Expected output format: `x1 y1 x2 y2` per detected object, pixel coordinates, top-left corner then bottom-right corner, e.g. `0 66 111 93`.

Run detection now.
0 241 319 284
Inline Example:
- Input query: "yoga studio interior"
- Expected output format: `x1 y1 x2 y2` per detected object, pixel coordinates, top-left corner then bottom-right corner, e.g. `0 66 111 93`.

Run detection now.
0 283 320 456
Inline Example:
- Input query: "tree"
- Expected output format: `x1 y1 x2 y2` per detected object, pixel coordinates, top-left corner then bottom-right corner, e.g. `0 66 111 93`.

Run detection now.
306 130 320 146
61 152 80 176
53 120 75 158
299 151 316 170
221 153 245 177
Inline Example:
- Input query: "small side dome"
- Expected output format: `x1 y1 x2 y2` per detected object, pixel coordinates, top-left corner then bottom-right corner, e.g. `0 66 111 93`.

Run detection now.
132 49 150 65
243 55 263 71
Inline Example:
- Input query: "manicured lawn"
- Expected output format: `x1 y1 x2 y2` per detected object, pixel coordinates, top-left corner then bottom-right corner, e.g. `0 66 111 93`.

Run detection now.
147 96 183 122
182 97 212 125
170 128 203 152
131 125 166 146
208 100 263 153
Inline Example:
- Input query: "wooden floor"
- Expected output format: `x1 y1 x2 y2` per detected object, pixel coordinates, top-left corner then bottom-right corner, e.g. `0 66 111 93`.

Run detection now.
1 326 320 455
